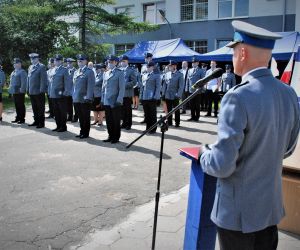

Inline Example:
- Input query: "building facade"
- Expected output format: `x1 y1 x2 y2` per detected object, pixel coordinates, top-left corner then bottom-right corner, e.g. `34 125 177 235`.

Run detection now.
92 0 300 55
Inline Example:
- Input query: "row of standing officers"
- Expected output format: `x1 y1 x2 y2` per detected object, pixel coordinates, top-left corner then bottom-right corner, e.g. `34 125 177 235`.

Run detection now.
4 52 236 143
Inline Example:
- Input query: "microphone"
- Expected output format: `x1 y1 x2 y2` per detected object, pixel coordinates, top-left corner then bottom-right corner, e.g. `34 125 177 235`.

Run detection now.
191 68 223 89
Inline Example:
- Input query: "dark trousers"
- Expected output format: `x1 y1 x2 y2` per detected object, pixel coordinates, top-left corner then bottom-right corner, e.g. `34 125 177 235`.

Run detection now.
104 105 121 141
73 103 79 121
189 93 201 120
217 225 278 250
122 97 132 128
65 96 73 120
13 93 26 121
206 89 219 116
166 99 180 125
46 94 54 117
74 103 91 136
30 93 45 126
52 98 67 130
143 100 157 132
200 91 208 111
181 91 190 112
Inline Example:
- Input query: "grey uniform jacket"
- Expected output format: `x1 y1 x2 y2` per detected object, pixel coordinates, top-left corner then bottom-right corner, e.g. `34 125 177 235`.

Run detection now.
9 69 27 94
27 63 48 95
49 65 69 98
200 68 300 233
221 72 236 92
0 69 5 94
102 68 125 108
94 72 103 98
123 66 137 98
66 67 76 97
140 72 161 101
72 66 95 103
188 67 205 93
161 71 184 100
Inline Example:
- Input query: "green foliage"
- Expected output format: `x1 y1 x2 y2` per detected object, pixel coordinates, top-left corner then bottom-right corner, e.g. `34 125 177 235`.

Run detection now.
0 0 157 73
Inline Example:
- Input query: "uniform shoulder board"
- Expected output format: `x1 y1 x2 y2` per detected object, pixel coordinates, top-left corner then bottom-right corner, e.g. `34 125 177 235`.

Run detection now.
233 81 249 91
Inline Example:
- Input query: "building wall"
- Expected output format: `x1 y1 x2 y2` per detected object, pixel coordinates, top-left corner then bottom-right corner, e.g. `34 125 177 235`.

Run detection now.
98 0 297 52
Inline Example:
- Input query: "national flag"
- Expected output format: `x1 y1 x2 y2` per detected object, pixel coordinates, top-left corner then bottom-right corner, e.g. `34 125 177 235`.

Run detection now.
290 46 300 105
281 53 295 84
270 57 279 77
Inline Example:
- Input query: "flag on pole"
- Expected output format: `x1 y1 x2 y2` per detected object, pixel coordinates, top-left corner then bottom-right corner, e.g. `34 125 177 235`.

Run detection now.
290 46 300 105
281 53 294 84
270 57 279 77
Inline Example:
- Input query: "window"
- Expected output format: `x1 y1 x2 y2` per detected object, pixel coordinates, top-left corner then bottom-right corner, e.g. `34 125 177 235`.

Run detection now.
115 6 134 16
185 40 207 54
216 39 231 49
115 44 134 56
143 2 166 24
218 0 249 18
181 0 208 22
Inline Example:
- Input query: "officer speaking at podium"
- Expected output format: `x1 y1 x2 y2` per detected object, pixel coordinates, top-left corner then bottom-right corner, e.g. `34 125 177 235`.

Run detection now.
199 21 300 250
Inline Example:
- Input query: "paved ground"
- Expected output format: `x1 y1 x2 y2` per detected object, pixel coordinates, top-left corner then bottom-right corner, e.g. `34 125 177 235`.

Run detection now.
69 185 300 250
0 107 218 250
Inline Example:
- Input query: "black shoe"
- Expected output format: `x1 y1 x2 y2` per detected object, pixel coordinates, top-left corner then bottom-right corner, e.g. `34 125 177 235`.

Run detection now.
175 124 180 127
45 110 50 114
187 118 194 121
72 119 78 123
57 128 67 132
67 118 73 122
121 124 127 129
97 123 103 127
149 130 156 134
46 115 54 119
205 114 211 117
140 120 146 124
125 126 131 130
80 135 89 139
214 114 218 117
103 138 112 142
28 122 37 127
111 140 119 144
52 127 59 132
11 120 19 123
17 120 25 124
181 111 186 114
36 124 45 129
75 134 82 138
91 121 98 125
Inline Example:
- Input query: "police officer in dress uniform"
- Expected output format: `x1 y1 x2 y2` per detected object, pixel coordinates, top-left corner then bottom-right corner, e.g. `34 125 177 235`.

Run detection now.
9 58 27 124
46 58 55 119
199 20 300 250
119 55 137 130
49 54 70 132
187 57 205 121
0 59 6 122
205 61 222 117
65 58 76 122
72 54 95 139
179 61 189 114
200 62 208 112
91 63 105 126
140 61 161 133
27 53 48 128
220 64 236 98
102 55 125 144
161 60 184 127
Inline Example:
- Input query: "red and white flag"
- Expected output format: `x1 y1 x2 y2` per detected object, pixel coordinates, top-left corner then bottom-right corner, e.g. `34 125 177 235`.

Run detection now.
281 53 294 84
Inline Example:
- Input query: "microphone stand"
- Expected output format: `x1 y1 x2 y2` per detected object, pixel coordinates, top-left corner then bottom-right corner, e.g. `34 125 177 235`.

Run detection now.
126 86 205 250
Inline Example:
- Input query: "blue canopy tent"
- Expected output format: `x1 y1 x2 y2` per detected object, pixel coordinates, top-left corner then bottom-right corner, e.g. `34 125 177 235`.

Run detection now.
123 38 201 63
197 32 300 61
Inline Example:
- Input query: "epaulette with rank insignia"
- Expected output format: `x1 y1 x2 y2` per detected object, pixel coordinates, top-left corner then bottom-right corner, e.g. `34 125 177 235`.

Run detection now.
233 81 249 91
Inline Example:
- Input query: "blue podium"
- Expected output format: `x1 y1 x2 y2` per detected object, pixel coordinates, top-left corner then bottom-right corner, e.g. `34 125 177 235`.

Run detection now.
180 147 217 250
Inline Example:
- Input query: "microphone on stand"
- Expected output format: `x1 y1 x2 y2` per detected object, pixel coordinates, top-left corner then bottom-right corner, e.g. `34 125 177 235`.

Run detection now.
191 68 223 90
